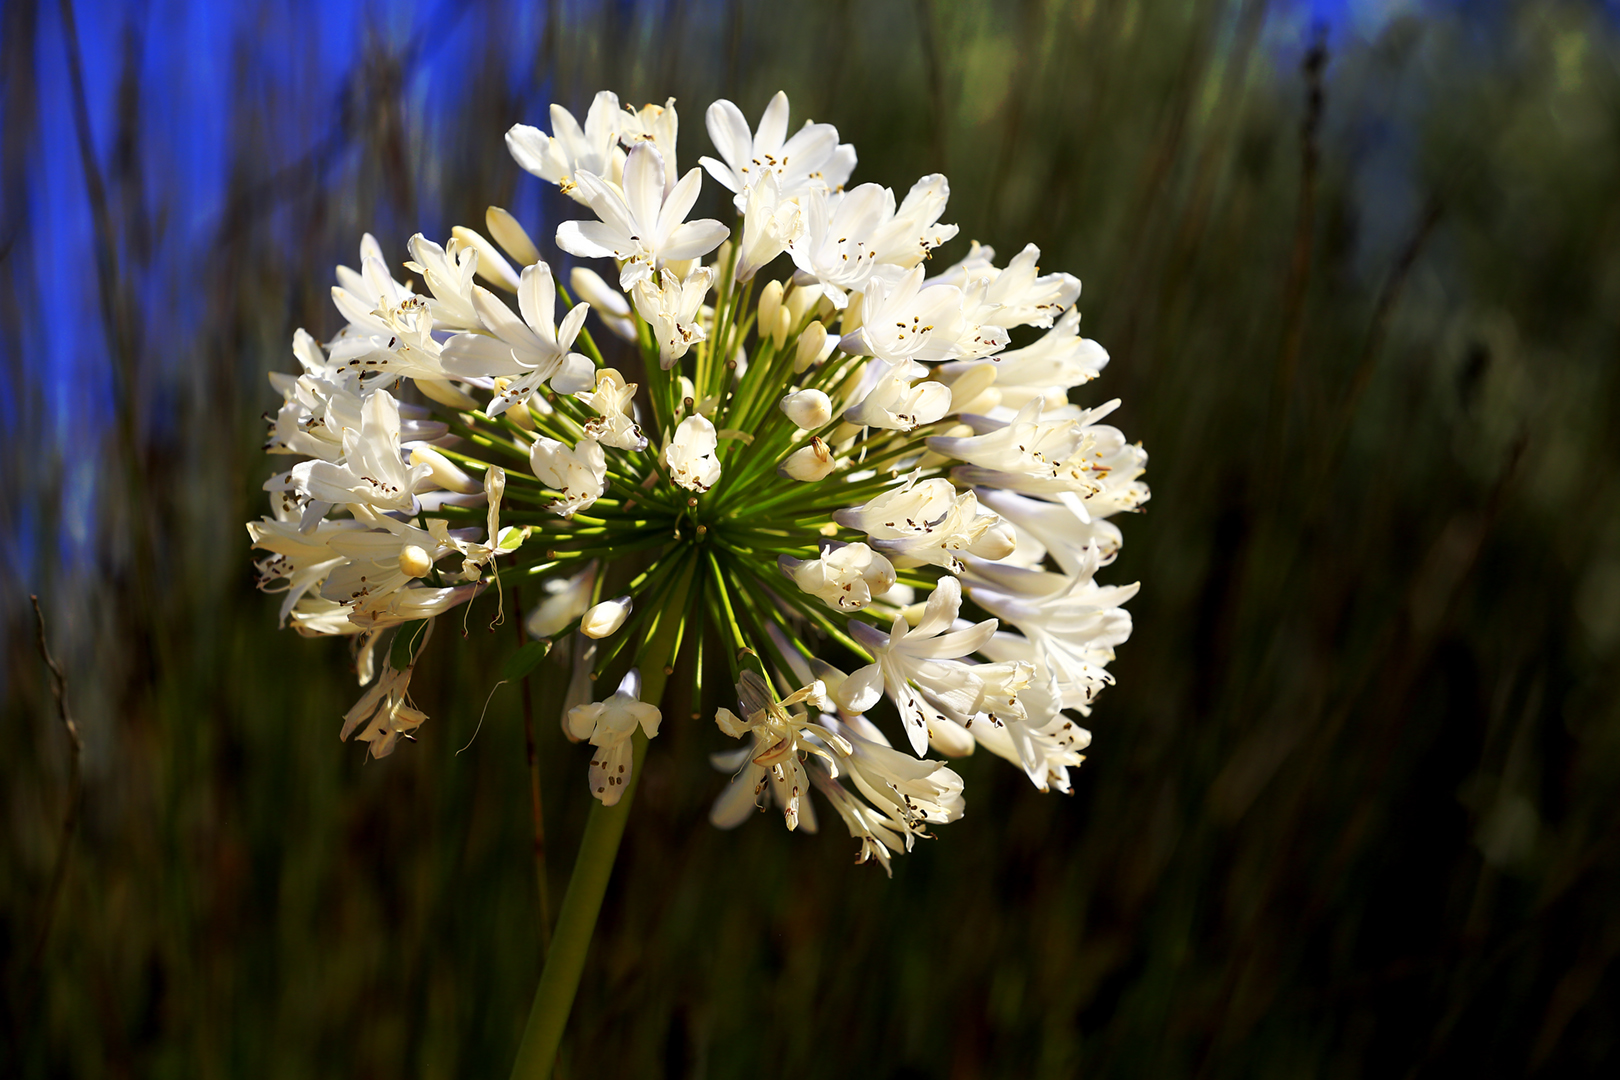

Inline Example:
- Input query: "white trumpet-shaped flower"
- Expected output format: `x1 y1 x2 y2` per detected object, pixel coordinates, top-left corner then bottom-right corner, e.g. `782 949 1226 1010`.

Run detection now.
555 143 729 289
833 473 1007 573
664 414 721 492
506 91 626 203
566 669 662 806
842 358 953 432
710 672 847 832
579 367 647 451
700 91 852 208
839 577 999 755
530 435 607 517
840 265 1008 364
274 389 430 515
779 542 896 611
733 171 805 283
632 266 715 369
441 262 595 416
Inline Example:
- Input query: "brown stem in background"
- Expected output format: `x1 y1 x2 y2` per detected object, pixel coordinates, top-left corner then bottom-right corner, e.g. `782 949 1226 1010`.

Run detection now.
28 596 83 973
1271 29 1328 438
510 577 554 957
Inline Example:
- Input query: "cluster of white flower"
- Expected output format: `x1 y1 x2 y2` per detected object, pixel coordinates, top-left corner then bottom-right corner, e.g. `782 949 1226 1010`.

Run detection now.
249 90 1146 873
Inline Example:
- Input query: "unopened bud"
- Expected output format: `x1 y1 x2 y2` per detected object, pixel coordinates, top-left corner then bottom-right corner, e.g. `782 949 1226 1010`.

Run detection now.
779 437 836 482
452 225 520 291
794 321 829 373
414 377 479 411
780 388 833 430
410 446 481 494
758 280 783 341
785 282 824 326
840 291 864 334
486 206 542 267
771 306 792 350
580 595 633 639
398 545 434 579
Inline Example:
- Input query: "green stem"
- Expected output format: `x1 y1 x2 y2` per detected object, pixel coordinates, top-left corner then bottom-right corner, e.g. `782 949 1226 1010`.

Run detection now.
506 553 698 1080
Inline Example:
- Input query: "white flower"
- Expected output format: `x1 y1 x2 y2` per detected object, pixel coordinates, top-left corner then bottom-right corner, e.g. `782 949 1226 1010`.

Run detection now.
247 514 363 625
506 91 626 203
529 435 607 517
327 240 447 382
342 655 429 760
710 673 846 832
839 577 999 755
631 266 715 369
734 171 805 283
617 96 680 185
274 389 430 515
402 233 484 331
864 174 959 270
842 358 953 431
927 396 1139 502
566 669 662 806
779 542 896 611
555 143 729 289
967 557 1138 713
441 262 596 415
580 595 633 639
700 91 851 208
833 473 1007 573
526 564 597 639
941 307 1109 417
319 517 456 617
821 716 965 831
779 388 832 430
579 367 647 451
966 659 1091 792
840 265 1008 364
569 266 638 342
974 487 1122 575
786 184 890 304
664 414 721 492
934 242 1080 330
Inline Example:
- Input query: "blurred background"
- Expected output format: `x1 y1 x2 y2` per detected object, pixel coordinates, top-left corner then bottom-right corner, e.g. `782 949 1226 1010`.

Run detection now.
5 0 1620 1075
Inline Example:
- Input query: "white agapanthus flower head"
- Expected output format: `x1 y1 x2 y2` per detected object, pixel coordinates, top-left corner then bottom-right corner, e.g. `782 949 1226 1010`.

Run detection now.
249 86 1146 876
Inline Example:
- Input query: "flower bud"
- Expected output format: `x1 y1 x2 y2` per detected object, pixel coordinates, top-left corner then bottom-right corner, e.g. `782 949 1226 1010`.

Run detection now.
785 282 824 326
779 389 833 430
486 206 542 266
413 377 479 411
779 437 836 482
794 320 829 373
410 446 482 494
758 280 784 341
771 306 793 350
581 595 633 638
452 225 520 291
398 545 434 579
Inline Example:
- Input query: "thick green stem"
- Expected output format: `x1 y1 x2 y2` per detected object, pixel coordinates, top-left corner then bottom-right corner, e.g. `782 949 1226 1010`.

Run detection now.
506 554 698 1080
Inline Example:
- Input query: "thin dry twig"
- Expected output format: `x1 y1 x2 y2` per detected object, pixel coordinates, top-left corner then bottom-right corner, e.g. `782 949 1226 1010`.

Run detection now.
28 595 83 972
